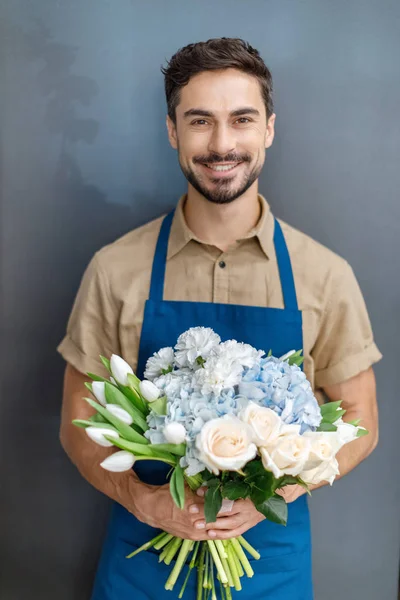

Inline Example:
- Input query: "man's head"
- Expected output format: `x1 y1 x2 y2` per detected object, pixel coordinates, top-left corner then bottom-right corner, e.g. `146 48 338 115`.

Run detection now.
162 38 276 205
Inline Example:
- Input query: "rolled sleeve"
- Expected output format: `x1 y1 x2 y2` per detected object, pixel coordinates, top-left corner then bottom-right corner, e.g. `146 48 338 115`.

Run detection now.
313 261 382 388
56 253 120 376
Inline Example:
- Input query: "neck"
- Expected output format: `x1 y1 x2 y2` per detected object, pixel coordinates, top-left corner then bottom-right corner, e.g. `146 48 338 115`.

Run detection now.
184 182 261 252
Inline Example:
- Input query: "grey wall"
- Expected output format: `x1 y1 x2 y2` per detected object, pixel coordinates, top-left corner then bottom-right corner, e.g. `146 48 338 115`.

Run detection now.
1 1 399 599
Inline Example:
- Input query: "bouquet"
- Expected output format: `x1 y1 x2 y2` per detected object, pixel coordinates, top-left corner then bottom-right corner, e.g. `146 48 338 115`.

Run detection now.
73 327 367 599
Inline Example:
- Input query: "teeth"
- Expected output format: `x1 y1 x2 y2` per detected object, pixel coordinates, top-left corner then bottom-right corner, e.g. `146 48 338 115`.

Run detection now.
206 164 238 172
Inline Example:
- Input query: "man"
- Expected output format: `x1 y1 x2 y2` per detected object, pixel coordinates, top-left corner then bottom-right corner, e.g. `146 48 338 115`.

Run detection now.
58 38 381 599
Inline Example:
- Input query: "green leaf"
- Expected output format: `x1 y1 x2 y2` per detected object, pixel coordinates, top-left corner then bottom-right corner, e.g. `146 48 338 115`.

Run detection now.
149 395 167 416
161 366 173 375
275 475 298 489
321 409 346 424
149 443 186 456
317 422 338 432
222 481 250 501
244 459 265 481
104 436 156 455
127 372 141 393
205 483 222 523
84 382 93 394
84 397 149 444
170 465 185 509
320 400 343 415
89 412 107 423
255 494 288 526
349 419 361 427
267 349 272 357
121 380 147 413
104 382 148 431
86 372 110 383
296 477 312 496
356 428 369 438
100 355 111 373
72 419 116 430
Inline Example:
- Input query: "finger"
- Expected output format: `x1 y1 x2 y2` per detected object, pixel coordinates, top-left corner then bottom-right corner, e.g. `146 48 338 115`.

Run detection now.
205 515 244 531
208 524 251 539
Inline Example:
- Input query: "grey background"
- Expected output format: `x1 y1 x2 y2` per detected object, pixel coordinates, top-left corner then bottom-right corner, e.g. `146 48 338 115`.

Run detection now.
1 0 399 599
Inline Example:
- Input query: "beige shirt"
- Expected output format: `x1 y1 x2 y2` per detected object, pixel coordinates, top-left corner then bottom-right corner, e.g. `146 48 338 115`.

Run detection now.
57 194 382 400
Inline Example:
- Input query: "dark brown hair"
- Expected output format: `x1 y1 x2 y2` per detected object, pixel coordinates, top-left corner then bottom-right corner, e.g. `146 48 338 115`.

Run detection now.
161 37 274 124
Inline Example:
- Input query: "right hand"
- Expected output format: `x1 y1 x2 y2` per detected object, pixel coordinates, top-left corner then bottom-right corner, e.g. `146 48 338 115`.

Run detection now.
131 482 211 540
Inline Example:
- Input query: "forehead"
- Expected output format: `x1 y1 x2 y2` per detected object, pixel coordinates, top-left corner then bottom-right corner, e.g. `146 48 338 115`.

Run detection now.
176 68 264 116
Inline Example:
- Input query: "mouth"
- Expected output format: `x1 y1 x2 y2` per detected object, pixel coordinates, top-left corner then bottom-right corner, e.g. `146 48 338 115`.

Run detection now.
199 162 244 179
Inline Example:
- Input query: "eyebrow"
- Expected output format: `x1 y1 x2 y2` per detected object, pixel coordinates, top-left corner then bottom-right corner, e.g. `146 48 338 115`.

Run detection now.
183 107 261 119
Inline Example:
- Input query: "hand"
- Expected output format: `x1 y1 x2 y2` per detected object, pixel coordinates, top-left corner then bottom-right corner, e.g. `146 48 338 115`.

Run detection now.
192 488 265 540
131 482 212 541
275 484 306 503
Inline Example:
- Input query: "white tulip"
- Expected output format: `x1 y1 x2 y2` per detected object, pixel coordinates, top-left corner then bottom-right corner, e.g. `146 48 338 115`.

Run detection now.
110 354 134 386
164 422 187 444
105 404 133 425
91 381 107 406
86 427 119 447
278 350 296 361
100 451 136 472
139 380 161 402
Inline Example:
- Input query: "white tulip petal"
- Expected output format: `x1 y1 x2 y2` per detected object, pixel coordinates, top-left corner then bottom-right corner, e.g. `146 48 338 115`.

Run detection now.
106 404 133 425
86 427 119 447
164 422 186 444
100 451 136 472
92 381 107 406
139 380 161 402
110 354 134 386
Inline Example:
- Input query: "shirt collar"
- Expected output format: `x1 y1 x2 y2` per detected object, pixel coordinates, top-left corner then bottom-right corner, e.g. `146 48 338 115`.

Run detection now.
167 193 274 260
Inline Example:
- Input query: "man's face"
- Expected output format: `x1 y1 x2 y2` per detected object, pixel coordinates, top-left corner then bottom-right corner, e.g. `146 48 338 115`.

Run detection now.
167 68 275 204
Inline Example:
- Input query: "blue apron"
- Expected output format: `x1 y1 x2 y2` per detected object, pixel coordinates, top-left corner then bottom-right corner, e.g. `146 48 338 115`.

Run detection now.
91 211 313 600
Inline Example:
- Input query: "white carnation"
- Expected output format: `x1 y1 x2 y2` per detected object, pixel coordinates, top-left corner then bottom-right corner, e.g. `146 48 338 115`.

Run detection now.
214 340 264 368
174 327 221 368
144 347 175 381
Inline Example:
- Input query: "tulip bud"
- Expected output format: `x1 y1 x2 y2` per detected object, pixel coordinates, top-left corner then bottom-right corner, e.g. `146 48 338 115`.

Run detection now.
139 380 161 402
105 404 133 425
110 354 134 386
91 381 107 407
86 426 119 447
100 451 136 472
279 350 296 362
164 421 186 445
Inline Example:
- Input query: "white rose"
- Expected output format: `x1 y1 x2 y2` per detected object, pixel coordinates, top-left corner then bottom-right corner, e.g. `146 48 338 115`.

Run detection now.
302 431 342 471
260 433 311 478
196 416 257 475
300 457 340 486
239 402 282 446
334 420 359 446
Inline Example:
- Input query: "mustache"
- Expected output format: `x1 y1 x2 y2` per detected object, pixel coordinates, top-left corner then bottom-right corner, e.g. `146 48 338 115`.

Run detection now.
193 153 251 165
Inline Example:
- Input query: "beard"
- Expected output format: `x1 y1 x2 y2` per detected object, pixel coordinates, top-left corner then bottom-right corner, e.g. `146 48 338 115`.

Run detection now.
178 149 264 205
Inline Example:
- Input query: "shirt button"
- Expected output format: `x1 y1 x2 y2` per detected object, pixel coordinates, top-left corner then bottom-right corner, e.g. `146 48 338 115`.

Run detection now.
219 261 226 269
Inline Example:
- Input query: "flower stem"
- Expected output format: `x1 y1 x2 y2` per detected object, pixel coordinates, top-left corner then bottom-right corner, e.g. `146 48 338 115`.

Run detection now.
125 531 166 558
203 547 209 589
197 544 206 600
164 537 183 565
230 538 254 578
237 535 261 560
159 538 176 563
214 540 233 588
207 540 228 585
165 539 193 590
224 541 241 591
178 541 200 599
153 533 174 551
231 545 244 578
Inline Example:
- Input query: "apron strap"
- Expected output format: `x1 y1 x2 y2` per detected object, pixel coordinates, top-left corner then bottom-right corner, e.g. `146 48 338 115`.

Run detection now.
149 210 175 301
273 218 299 311
149 211 299 311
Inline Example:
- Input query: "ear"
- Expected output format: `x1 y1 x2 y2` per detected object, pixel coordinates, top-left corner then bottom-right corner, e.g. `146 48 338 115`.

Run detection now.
166 115 178 149
265 113 276 149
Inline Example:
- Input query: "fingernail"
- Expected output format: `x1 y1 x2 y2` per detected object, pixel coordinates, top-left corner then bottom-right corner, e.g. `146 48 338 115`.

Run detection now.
208 530 216 537
196 488 205 497
189 505 199 514
195 522 205 530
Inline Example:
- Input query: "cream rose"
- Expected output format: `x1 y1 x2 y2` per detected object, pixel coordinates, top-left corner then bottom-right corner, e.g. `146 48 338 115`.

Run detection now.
300 457 340 486
260 433 311 478
196 416 257 475
239 402 283 446
302 431 342 471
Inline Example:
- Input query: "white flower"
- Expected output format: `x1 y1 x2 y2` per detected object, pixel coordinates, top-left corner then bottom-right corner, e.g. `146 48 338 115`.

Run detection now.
214 340 264 368
92 381 107 406
302 431 341 471
105 404 133 425
194 354 243 395
300 457 340 486
164 422 187 444
100 451 136 472
144 347 175 381
260 433 311 478
139 380 161 402
278 350 296 362
86 427 119 447
333 419 359 446
239 402 283 446
110 354 134 386
196 415 257 475
174 327 221 368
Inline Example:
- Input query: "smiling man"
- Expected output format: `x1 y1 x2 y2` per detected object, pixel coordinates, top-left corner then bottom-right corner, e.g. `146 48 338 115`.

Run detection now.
57 38 382 600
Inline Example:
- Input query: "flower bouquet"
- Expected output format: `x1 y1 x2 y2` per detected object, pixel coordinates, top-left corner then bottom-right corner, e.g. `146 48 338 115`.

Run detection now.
73 327 367 599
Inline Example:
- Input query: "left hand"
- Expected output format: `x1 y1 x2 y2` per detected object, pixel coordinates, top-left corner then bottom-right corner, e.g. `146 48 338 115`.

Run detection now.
275 484 306 504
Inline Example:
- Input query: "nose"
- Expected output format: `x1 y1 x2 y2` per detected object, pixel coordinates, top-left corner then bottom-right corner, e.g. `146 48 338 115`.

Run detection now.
208 123 236 157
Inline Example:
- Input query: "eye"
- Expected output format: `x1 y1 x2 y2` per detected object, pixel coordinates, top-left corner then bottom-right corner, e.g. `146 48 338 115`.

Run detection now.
192 119 208 126
236 117 251 124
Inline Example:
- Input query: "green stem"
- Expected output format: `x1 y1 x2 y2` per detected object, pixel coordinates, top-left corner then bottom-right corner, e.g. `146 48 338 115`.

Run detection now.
207 541 228 585
197 544 206 600
153 533 174 550
225 541 241 591
215 540 233 588
237 535 261 560
164 537 183 565
211 561 217 600
230 538 254 578
178 541 200 599
231 546 244 578
165 539 193 590
125 531 165 558
134 456 176 467
159 538 176 563
203 547 209 589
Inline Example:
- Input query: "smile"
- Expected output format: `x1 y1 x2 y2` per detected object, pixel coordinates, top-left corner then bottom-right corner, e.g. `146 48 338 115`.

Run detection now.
200 162 243 176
